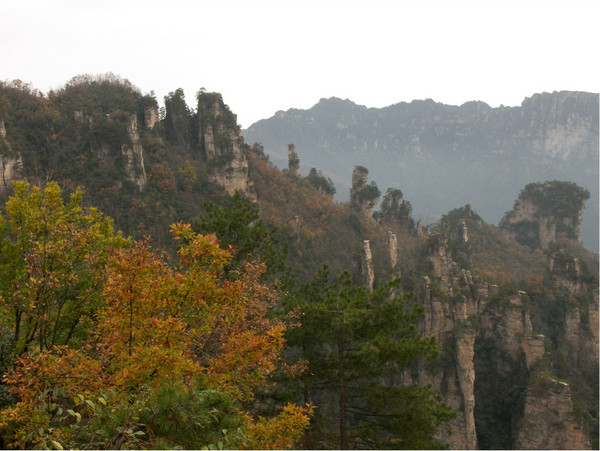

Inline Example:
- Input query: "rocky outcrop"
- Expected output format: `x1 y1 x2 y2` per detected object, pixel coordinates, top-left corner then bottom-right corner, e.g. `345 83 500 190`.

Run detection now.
564 305 592 362
378 188 412 224
549 253 585 296
479 291 545 369
417 237 479 449
350 166 380 220
387 231 398 275
198 92 255 199
361 240 374 292
589 289 599 351
0 120 23 192
121 114 147 191
500 181 589 250
144 105 159 129
514 374 591 449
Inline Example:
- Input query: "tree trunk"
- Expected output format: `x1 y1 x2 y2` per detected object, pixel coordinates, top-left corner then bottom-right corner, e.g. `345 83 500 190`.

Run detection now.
338 329 348 450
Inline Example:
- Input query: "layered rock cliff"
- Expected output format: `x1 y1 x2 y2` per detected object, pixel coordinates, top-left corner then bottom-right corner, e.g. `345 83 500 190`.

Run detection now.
0 119 23 192
514 374 590 449
121 114 148 190
411 231 594 449
198 92 255 199
519 91 599 161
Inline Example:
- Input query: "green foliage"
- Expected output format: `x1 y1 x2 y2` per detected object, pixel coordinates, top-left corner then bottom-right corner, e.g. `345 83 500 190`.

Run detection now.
364 384 456 449
287 144 300 176
52 73 143 114
164 88 193 148
193 190 290 285
354 181 381 205
501 181 591 247
508 220 541 248
139 384 247 449
375 188 414 227
248 155 366 284
197 90 239 133
250 142 269 161
439 204 481 226
283 267 455 449
303 168 336 196
518 181 590 222
0 181 129 355
6 382 248 450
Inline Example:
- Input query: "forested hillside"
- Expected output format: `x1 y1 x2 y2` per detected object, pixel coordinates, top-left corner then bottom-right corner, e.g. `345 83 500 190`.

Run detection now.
0 75 597 449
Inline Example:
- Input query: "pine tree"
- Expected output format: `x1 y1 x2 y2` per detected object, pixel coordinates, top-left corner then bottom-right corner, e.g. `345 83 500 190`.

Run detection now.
284 267 455 449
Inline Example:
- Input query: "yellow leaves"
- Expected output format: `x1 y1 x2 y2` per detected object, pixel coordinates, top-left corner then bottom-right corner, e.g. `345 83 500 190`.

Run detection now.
0 214 311 449
1 181 130 353
207 326 285 401
245 403 314 450
110 346 201 390
172 222 233 271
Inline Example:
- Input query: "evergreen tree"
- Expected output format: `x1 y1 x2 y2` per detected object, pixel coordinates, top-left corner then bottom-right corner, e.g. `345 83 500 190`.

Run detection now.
284 267 455 449
193 191 290 285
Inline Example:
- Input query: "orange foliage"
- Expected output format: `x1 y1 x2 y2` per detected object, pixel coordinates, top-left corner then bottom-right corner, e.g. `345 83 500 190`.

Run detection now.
245 403 314 450
0 222 311 449
0 347 105 448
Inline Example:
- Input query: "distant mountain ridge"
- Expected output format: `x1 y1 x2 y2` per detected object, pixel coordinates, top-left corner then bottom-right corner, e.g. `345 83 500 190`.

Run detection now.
243 91 599 251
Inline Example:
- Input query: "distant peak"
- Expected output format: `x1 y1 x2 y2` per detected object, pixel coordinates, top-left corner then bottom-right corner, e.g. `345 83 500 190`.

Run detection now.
317 96 356 105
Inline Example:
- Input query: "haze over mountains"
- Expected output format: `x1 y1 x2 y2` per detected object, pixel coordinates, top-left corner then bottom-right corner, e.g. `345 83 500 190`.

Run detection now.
243 91 599 251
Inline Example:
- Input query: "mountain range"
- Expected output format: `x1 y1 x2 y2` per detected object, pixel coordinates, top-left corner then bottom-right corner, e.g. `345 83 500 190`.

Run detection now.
243 91 599 251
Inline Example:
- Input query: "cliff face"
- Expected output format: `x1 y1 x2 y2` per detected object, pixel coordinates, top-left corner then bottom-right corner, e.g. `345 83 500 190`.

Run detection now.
121 114 147 190
412 233 594 450
520 91 599 161
198 93 255 199
361 240 375 292
417 242 479 449
75 110 148 192
0 120 23 192
514 376 590 449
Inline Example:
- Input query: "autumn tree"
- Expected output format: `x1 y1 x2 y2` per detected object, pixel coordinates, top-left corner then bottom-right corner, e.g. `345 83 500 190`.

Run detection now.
0 181 129 356
0 219 311 449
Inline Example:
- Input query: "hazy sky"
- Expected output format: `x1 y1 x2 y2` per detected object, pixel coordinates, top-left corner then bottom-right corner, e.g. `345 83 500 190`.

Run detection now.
3 0 598 128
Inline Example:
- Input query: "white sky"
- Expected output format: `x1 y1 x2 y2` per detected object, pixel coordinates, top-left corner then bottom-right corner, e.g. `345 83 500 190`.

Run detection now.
2 0 599 128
